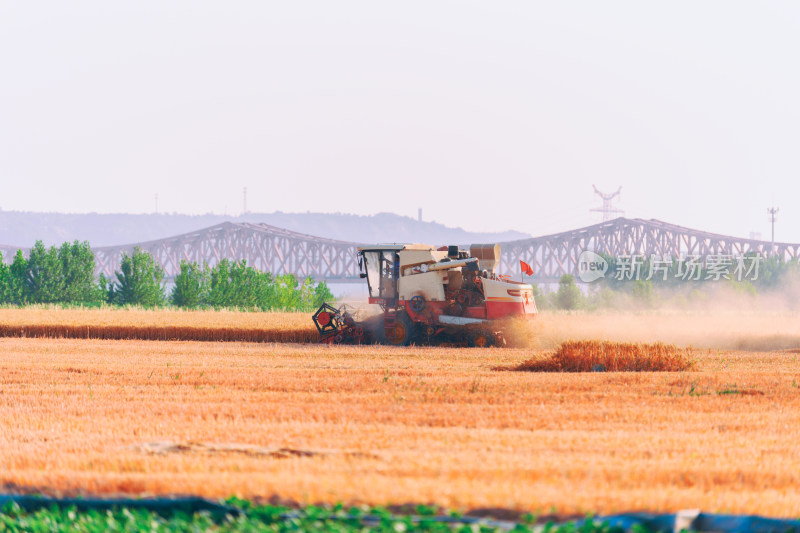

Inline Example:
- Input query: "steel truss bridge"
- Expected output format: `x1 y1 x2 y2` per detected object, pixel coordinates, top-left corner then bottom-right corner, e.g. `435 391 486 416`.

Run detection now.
1 218 798 283
0 223 359 283
497 218 800 282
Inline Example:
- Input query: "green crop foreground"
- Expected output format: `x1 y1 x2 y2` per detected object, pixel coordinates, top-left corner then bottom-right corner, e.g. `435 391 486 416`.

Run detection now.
0 501 630 533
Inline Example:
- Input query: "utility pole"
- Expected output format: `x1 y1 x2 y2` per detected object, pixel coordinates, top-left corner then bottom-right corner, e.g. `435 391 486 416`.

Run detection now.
767 206 779 256
590 185 624 222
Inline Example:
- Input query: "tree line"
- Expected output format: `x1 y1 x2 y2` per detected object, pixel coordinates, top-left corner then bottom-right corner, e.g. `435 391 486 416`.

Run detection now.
532 254 800 311
0 241 333 310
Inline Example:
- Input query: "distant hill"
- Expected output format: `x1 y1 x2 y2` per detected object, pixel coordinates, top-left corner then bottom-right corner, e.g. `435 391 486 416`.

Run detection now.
0 211 529 248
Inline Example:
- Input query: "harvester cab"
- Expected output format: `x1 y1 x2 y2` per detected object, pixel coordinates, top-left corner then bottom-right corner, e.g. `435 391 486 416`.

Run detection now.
358 246 403 306
313 242 538 347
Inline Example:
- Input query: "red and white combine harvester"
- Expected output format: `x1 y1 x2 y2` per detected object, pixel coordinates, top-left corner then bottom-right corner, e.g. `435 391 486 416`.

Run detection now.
312 243 537 346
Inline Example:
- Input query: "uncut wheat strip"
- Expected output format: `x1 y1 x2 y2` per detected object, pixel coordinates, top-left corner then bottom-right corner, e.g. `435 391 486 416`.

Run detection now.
0 324 318 343
0 307 313 330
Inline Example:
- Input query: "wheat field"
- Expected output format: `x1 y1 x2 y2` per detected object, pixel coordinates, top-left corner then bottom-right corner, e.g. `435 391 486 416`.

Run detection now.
0 307 317 343
1 307 799 352
2 333 800 517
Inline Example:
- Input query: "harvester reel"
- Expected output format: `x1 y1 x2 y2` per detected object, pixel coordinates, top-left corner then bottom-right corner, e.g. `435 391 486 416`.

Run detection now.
312 303 341 335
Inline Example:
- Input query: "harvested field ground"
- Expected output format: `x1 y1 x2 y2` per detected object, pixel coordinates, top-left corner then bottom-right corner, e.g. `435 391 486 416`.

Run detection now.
2 331 800 517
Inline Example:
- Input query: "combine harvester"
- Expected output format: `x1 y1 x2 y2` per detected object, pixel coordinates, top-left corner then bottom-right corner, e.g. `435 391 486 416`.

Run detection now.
312 243 537 346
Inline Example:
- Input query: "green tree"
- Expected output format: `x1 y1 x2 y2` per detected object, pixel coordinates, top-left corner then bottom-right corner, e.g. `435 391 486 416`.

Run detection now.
97 273 112 304
298 276 335 309
529 283 550 310
7 250 28 304
14 240 101 305
0 252 13 303
310 279 334 308
58 241 102 304
109 247 166 306
206 260 235 308
588 286 619 310
24 241 64 303
556 274 583 310
171 261 208 308
0 242 101 305
631 279 655 308
274 274 302 309
206 259 276 309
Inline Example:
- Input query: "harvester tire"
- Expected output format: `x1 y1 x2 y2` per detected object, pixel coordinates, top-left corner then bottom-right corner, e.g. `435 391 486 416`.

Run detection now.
381 313 415 346
468 329 495 348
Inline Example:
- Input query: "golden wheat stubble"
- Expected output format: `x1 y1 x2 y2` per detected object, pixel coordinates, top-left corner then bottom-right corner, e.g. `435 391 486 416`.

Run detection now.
1 337 800 516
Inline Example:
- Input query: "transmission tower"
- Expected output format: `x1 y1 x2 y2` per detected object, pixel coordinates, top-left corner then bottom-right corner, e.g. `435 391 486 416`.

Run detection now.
768 206 779 256
590 185 624 222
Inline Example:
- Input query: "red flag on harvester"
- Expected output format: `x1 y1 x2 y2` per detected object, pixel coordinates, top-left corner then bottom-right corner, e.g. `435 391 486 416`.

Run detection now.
520 260 533 276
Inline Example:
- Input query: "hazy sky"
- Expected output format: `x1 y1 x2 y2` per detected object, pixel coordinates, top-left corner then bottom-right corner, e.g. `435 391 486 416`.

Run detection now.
1 2 799 241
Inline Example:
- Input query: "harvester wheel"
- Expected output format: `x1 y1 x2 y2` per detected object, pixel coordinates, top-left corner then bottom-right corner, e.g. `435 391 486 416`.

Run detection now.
382 313 415 346
410 295 425 312
468 329 495 348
